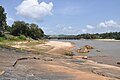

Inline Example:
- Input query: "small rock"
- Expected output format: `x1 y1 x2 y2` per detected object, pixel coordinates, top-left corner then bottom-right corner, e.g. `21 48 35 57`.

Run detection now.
77 47 89 53
43 57 53 61
33 57 40 60
82 56 88 59
96 49 100 52
117 62 120 65
0 69 5 75
65 56 73 59
85 45 94 49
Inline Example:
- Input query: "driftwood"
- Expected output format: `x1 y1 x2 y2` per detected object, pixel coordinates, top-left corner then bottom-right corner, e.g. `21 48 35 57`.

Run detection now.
13 57 40 67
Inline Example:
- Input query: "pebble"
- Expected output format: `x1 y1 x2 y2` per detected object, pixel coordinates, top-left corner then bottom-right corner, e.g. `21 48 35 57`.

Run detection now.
43 57 53 61
117 62 120 65
82 56 88 59
0 69 5 75
96 49 101 52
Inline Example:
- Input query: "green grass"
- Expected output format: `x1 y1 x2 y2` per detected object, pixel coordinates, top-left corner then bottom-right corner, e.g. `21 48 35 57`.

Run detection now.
0 34 29 42
0 40 52 55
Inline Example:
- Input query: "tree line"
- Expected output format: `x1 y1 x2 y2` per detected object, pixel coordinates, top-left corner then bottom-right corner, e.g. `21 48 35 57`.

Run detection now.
48 32 120 40
0 6 44 41
77 32 120 40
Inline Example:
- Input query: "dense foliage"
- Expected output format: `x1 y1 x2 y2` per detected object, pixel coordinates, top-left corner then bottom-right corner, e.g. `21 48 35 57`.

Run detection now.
77 32 120 40
0 6 7 36
48 32 120 40
0 6 44 41
11 21 44 39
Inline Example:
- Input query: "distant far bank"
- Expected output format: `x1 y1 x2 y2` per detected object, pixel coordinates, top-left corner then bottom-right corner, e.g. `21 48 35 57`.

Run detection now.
94 39 120 41
47 32 120 40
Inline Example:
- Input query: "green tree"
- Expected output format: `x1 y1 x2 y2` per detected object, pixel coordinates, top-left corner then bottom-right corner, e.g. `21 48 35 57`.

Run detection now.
11 21 44 40
28 23 44 39
11 21 29 36
0 6 7 36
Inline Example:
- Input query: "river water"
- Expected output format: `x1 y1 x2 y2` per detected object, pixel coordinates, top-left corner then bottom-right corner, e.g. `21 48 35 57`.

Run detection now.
61 40 120 57
50 39 120 66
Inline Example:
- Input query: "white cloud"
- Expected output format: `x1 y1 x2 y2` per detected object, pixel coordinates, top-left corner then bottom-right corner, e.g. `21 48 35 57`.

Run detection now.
56 24 64 28
16 0 53 21
98 20 119 28
99 22 107 28
60 6 81 15
49 24 80 35
82 20 120 33
7 18 14 22
68 26 72 29
86 25 94 29
7 17 15 26
105 20 118 27
82 29 87 33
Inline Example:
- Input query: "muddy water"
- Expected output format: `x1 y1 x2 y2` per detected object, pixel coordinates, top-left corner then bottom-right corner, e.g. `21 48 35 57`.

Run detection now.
62 40 120 57
60 40 120 66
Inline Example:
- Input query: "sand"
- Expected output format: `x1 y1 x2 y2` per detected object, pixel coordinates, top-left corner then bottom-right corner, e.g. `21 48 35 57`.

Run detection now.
45 41 74 54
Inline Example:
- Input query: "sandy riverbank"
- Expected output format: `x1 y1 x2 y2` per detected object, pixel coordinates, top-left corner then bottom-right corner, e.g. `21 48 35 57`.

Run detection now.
45 41 74 55
94 39 120 42
0 40 120 80
2 40 74 56
88 56 120 67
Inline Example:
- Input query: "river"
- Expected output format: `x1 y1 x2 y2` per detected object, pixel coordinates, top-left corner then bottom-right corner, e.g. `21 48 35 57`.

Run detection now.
69 40 120 57
59 39 120 66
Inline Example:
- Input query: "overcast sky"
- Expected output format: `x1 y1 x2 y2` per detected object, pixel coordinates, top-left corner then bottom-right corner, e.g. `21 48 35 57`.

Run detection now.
0 0 120 35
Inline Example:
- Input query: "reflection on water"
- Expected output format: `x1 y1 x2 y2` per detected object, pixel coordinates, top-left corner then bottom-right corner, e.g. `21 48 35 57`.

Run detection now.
61 40 120 57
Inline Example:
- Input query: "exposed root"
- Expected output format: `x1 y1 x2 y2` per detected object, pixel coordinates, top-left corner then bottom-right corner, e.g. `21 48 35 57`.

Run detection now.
13 57 40 67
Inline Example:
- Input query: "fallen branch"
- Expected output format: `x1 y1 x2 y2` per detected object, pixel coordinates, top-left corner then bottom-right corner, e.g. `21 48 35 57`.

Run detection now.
13 57 40 67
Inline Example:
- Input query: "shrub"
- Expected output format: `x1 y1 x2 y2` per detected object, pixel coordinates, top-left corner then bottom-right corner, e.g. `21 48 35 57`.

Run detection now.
64 51 74 56
17 35 26 40
4 34 28 41
0 37 5 42
4 34 17 40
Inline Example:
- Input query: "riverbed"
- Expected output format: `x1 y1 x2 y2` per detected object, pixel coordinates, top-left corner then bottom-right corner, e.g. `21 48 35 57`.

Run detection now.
59 39 120 66
0 40 120 79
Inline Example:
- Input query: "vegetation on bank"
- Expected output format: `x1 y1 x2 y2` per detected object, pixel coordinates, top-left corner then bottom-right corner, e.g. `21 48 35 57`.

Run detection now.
48 32 120 40
64 51 74 56
0 6 44 41
77 32 120 40
0 40 51 54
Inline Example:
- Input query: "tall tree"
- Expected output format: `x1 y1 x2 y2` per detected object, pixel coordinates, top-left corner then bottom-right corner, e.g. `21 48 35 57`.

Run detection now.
11 21 44 39
0 6 7 35
11 21 29 36
28 23 44 39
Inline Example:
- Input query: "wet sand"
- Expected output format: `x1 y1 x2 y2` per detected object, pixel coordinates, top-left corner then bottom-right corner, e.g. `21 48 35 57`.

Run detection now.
88 56 120 67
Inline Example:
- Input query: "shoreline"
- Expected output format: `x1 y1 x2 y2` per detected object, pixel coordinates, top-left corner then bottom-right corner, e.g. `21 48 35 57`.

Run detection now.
87 55 120 67
65 39 120 67
48 40 120 67
93 39 120 41
45 41 74 53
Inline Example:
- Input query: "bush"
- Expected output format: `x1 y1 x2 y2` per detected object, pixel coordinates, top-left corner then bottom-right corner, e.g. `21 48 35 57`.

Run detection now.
0 37 5 42
17 35 26 40
4 34 17 40
4 34 27 41
64 51 74 56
